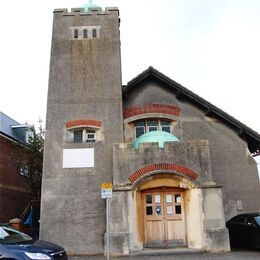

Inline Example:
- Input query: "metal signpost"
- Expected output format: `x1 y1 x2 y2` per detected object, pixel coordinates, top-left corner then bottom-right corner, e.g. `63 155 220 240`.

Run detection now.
101 183 112 260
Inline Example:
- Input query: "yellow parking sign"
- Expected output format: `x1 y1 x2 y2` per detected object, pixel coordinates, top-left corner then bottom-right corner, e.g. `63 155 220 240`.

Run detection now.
101 183 112 189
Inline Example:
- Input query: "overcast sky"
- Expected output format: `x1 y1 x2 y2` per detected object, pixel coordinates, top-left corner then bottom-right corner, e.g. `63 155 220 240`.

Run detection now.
1 0 260 137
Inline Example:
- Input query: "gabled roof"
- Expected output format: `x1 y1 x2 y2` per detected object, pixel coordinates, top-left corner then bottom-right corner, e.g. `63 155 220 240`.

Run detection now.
123 66 260 154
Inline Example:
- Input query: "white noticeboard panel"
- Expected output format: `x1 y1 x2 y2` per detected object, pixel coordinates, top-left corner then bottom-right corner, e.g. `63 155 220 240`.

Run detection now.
63 148 94 168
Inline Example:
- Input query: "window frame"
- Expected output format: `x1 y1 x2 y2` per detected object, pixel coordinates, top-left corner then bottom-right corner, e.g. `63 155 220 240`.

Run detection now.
20 163 29 177
92 28 97 38
134 119 172 138
74 29 79 39
86 130 96 143
83 29 88 38
70 128 98 144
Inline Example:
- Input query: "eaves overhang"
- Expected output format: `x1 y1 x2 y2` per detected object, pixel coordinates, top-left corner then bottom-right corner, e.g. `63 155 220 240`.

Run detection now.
0 131 27 147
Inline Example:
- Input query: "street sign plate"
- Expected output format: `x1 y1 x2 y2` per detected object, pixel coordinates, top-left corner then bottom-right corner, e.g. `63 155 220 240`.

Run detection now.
101 188 112 199
101 183 112 199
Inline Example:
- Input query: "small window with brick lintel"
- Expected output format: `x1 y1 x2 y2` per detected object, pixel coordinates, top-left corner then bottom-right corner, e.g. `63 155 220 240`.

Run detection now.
66 119 102 144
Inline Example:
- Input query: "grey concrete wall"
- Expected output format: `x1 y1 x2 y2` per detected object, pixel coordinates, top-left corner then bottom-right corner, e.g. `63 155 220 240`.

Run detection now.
124 79 180 109
123 79 260 221
41 8 123 254
202 188 230 252
113 141 212 186
108 191 131 255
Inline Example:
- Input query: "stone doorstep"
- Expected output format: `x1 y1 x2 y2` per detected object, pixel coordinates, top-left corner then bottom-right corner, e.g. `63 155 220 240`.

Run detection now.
132 247 206 256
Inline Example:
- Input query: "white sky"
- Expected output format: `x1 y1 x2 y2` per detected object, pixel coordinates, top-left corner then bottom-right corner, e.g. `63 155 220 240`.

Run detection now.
0 0 260 136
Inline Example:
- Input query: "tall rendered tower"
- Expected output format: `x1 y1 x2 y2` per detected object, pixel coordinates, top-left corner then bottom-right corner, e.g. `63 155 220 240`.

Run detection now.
41 6 123 254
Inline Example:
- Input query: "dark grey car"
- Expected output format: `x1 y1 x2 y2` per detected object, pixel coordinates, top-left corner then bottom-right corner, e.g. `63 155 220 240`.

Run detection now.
0 224 67 259
226 213 260 249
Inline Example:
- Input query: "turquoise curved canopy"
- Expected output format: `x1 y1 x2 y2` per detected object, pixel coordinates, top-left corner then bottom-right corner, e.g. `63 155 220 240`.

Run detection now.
132 130 180 149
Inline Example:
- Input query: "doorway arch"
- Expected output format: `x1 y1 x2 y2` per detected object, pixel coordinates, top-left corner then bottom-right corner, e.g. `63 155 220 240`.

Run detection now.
133 173 202 249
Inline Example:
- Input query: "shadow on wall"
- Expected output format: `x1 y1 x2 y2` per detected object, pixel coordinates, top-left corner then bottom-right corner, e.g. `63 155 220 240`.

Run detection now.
254 156 260 180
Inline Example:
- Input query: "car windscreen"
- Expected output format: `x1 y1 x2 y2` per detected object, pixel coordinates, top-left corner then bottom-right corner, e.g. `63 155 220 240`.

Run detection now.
0 226 33 245
254 216 260 226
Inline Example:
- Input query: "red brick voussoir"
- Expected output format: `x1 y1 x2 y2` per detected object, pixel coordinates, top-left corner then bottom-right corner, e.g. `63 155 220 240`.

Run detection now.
123 104 181 119
128 163 198 183
66 119 102 128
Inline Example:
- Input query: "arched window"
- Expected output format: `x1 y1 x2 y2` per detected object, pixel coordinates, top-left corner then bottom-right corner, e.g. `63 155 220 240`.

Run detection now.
134 119 172 138
65 119 102 143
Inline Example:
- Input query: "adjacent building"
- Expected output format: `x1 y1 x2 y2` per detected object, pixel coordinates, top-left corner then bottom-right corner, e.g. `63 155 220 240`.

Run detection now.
41 6 260 255
0 112 31 223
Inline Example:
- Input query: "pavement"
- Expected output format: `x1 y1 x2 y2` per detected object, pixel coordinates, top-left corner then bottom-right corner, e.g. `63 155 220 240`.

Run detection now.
69 248 260 259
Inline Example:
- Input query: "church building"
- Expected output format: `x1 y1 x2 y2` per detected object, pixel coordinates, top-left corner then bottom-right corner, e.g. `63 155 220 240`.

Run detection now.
40 6 260 255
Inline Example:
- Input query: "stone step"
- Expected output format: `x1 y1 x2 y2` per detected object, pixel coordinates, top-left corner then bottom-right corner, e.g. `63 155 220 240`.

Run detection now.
133 247 206 256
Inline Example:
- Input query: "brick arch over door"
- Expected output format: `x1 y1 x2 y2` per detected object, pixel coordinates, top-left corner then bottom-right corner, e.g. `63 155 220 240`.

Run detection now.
128 163 199 183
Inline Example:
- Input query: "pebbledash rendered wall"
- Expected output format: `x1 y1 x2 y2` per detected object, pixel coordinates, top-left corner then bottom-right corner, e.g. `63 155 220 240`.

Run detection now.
41 6 260 256
40 7 123 254
123 79 260 220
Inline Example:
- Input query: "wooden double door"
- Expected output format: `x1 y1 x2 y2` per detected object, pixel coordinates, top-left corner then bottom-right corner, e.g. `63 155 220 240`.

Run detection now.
143 188 186 248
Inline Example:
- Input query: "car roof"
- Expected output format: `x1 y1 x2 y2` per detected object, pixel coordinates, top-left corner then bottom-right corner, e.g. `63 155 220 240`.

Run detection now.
229 213 260 221
236 213 260 217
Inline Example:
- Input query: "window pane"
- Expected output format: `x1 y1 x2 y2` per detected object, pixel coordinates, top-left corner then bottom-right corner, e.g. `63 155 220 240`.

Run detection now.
161 126 171 133
175 194 181 203
74 29 78 38
74 130 82 143
20 164 29 176
167 206 173 215
255 216 260 226
86 130 96 143
146 206 153 215
136 126 145 138
154 195 161 203
235 216 245 224
245 217 255 226
83 29 88 38
148 126 158 132
92 29 97 38
166 194 172 203
146 194 152 204
147 120 158 126
175 205 182 214
155 206 162 215
160 120 171 125
134 121 145 126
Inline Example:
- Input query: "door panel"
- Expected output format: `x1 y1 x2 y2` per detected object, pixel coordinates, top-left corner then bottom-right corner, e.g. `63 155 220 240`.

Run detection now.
145 220 165 246
167 220 185 240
